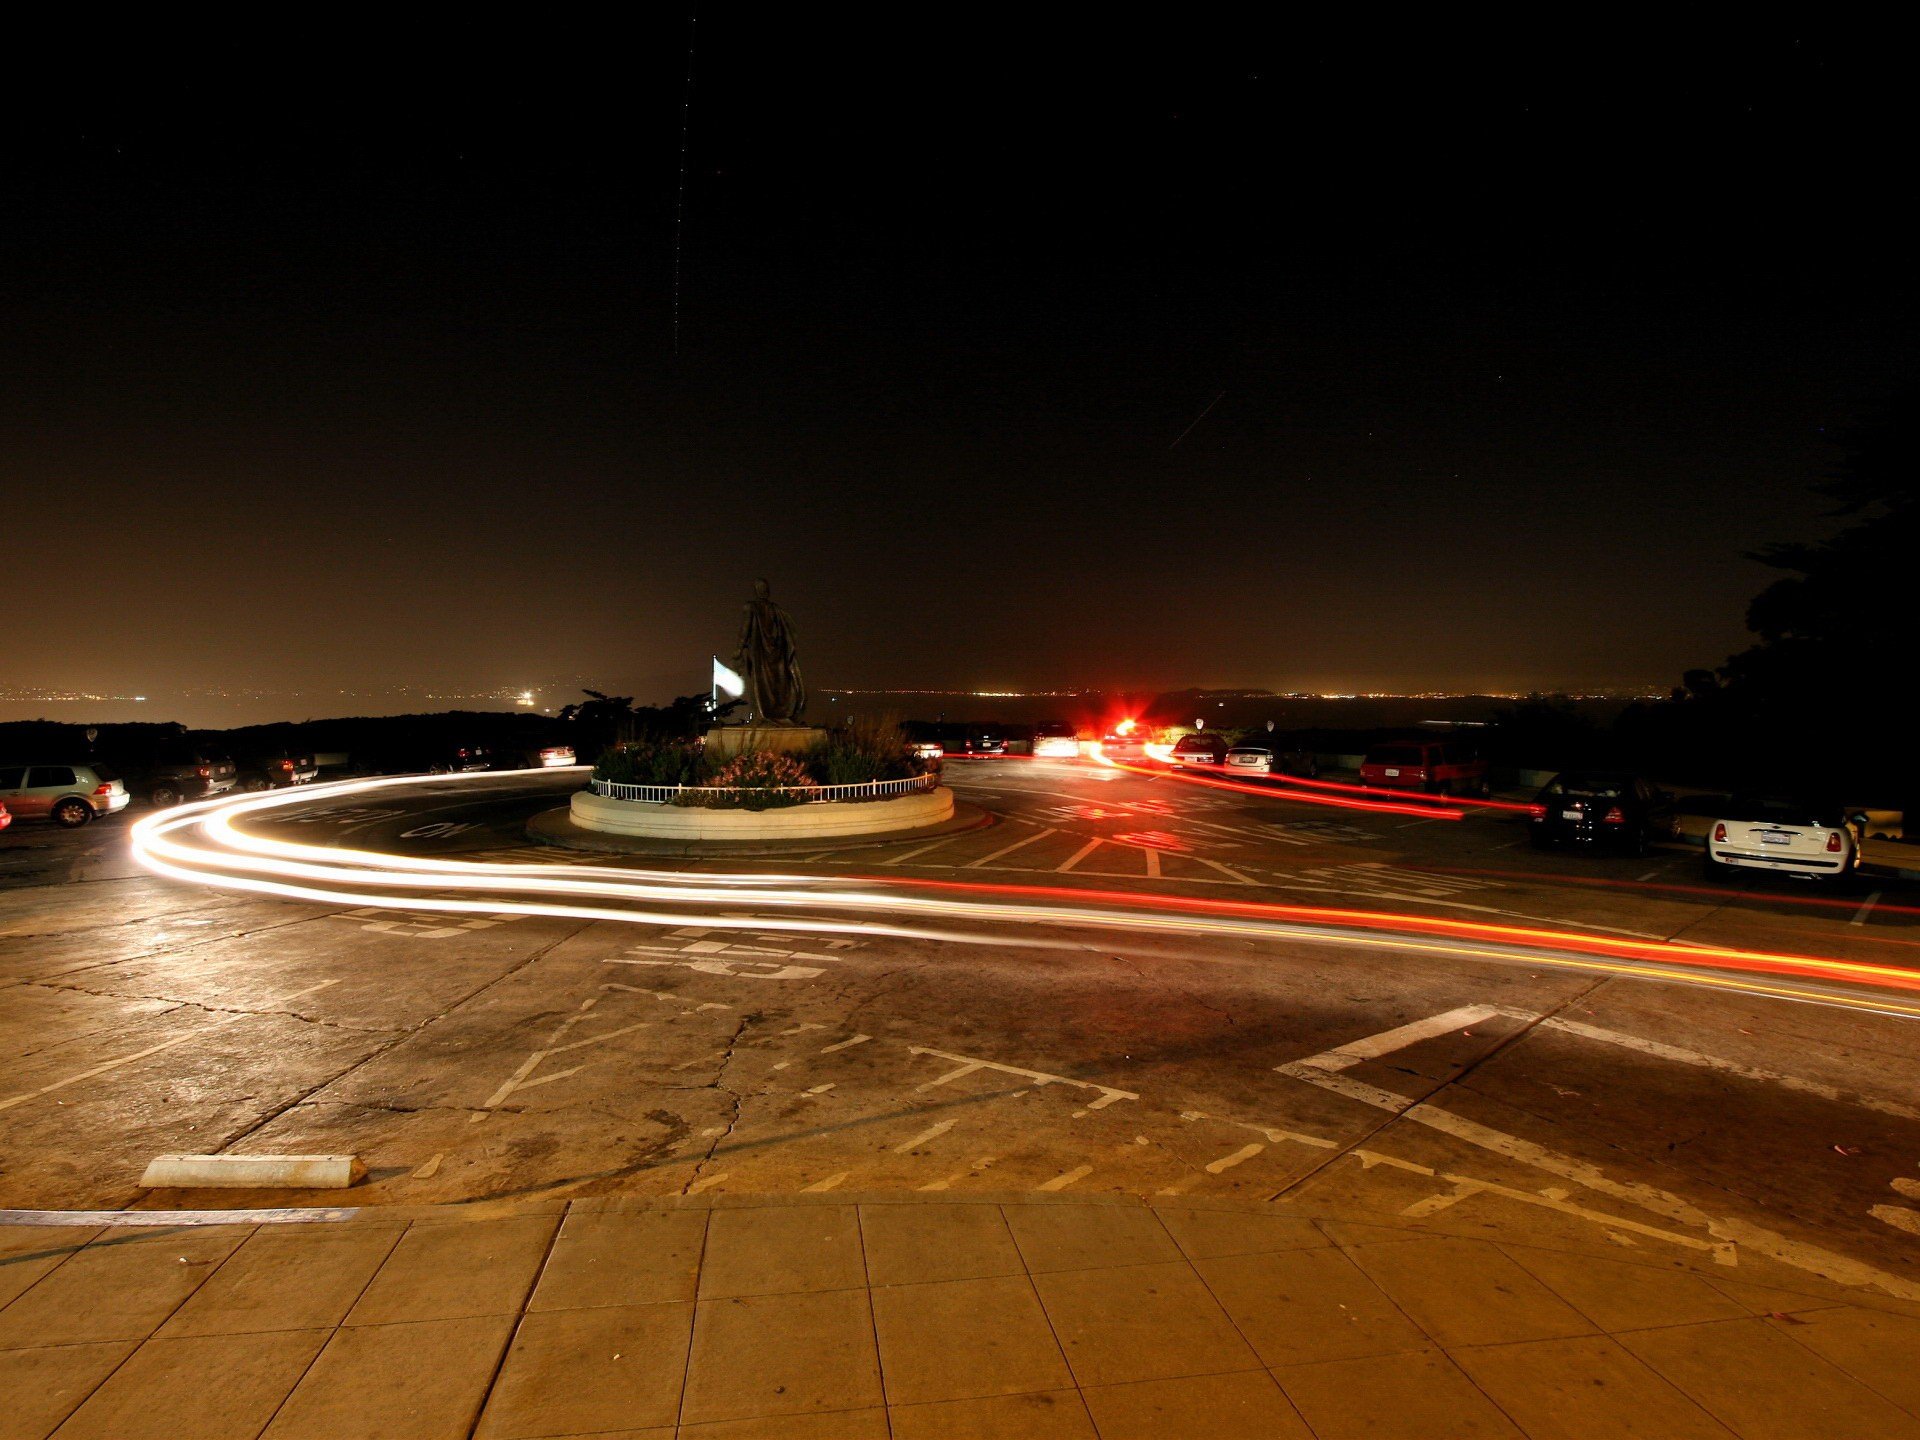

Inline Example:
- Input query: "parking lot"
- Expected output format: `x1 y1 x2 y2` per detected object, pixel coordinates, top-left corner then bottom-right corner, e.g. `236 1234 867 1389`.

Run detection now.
4 758 1919 1307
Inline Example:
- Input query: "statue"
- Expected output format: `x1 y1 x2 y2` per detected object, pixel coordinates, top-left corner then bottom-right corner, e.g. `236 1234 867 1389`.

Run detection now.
733 579 807 724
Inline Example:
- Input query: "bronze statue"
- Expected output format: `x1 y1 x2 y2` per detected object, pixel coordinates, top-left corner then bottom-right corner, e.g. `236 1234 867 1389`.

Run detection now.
732 579 806 724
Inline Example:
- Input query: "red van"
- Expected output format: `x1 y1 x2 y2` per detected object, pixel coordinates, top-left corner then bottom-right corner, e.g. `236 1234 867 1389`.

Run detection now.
1358 741 1490 796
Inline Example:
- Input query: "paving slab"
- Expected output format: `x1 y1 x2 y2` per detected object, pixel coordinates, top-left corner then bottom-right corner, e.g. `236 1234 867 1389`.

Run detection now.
888 1389 1098 1439
0 1341 134 1440
1152 1206 1328 1262
527 1209 707 1311
475 1301 693 1438
1451 1334 1741 1440
859 1201 1025 1285
1616 1315 1920 1440
261 1313 516 1440
345 1214 556 1324
1346 1235 1596 1348
1004 1204 1180 1275
1501 1245 1750 1332
1275 1349 1525 1440
0 1226 250 1347
1081 1368 1313 1440
160 1223 404 1335
1032 1260 1257 1388
680 1288 884 1425
50 1328 329 1440
1193 1246 1429 1368
872 1273 1072 1404
695 1204 864 1299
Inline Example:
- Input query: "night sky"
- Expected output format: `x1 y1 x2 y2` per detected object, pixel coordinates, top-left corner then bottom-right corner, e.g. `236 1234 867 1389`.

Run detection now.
5 18 1911 707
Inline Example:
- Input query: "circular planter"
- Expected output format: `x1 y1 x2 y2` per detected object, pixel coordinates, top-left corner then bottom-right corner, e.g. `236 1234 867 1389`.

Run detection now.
571 784 955 840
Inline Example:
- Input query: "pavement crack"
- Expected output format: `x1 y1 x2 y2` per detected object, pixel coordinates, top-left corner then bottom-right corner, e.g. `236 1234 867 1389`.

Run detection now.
679 1015 756 1195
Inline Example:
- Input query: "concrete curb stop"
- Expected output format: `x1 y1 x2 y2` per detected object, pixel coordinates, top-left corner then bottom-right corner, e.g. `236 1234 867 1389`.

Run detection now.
138 1154 366 1189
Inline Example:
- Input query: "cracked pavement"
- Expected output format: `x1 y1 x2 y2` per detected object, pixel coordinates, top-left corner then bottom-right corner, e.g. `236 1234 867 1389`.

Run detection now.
3 765 1920 1304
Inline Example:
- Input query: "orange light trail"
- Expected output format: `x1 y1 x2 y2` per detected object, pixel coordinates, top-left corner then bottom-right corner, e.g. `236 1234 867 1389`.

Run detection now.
127 773 1920 1023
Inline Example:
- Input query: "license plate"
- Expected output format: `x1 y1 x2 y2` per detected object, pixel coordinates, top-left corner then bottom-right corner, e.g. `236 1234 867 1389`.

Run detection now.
1384 768 1400 777
1561 809 1583 821
1759 832 1792 846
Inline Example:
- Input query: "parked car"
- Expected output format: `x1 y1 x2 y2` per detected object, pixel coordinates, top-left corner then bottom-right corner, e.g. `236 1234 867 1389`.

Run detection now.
1031 721 1080 759
1527 772 1676 854
944 727 1005 756
369 741 493 775
1225 734 1319 778
117 744 237 807
1099 725 1149 761
1704 797 1867 883
0 763 131 826
1169 732 1231 766
900 723 944 763
236 751 319 792
1358 740 1490 796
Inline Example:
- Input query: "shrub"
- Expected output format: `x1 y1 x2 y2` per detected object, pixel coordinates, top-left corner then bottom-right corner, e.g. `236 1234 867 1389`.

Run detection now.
802 716 928 788
592 739 709 788
689 750 817 809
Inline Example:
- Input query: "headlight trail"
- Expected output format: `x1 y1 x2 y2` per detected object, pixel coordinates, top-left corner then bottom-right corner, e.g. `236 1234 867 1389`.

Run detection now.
128 772 1920 1022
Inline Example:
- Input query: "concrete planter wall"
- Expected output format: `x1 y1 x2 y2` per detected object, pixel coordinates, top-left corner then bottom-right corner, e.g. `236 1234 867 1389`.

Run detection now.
572 784 955 840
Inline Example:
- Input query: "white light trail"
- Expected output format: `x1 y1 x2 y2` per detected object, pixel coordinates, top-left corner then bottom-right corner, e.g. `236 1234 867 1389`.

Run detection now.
127 772 1920 1021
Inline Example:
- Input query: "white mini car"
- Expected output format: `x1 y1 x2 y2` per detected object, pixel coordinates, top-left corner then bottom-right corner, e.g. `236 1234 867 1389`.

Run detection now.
1704 798 1866 883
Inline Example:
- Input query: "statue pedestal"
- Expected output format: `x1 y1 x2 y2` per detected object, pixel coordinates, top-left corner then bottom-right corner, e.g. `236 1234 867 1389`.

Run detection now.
703 725 827 763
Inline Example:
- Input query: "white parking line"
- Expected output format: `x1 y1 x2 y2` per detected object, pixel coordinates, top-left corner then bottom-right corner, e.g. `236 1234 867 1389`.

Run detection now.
1277 1005 1920 1301
0 981 338 1115
1193 856 1256 885
1285 1005 1509 1075
1851 891 1883 926
1205 1142 1266 1174
893 1119 958 1153
1037 1164 1094 1192
1055 838 1104 873
966 827 1058 867
1144 848 1162 879
881 834 970 866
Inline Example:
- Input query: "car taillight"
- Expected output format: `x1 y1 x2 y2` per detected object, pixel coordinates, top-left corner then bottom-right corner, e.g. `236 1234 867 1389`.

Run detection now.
280 759 294 770
1826 831 1843 852
1603 806 1625 825
1712 823 1727 843
94 783 113 796
196 766 211 778
1527 803 1546 819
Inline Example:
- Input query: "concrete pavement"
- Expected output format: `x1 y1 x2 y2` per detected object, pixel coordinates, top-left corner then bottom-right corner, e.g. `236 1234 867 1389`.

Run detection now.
8 1191 1920 1439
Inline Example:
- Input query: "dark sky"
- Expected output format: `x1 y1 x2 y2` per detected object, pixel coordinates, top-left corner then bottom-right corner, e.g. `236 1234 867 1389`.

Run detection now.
4 17 1912 705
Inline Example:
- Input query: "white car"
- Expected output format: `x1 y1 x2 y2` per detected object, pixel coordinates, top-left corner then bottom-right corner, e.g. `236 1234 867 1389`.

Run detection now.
1704 799 1865 883
1031 722 1080 759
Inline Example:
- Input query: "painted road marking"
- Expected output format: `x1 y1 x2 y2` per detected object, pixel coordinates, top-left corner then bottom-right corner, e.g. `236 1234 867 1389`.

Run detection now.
909 1045 1138 1110
685 1173 729 1194
966 827 1058 868
1037 1164 1094 1192
1277 1005 1920 1300
1194 856 1257 885
893 1119 958 1153
1533 1015 1920 1122
1285 1005 1508 1075
801 1172 851 1192
1144 848 1162 879
820 1034 871 1053
1055 838 1104 873
1205 1142 1266 1174
474 997 651 1122
882 834 971 865
0 981 339 1115
1851 891 1883 926
920 1157 997 1192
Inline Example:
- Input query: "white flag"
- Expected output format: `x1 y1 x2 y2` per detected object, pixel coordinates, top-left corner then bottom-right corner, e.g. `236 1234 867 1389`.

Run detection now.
712 655 745 699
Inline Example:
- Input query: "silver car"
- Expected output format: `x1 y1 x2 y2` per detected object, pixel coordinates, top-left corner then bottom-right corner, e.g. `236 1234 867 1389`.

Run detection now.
0 763 131 827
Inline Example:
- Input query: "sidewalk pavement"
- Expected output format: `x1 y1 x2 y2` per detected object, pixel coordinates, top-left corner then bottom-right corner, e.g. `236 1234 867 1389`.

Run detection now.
5 1193 1920 1440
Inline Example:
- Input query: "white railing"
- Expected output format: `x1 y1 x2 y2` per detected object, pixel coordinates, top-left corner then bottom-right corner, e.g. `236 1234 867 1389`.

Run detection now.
589 771 939 805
